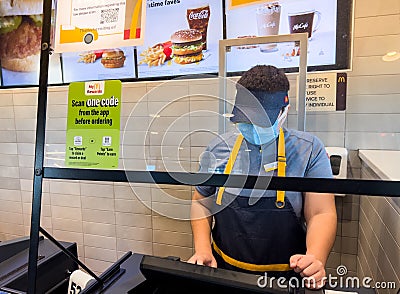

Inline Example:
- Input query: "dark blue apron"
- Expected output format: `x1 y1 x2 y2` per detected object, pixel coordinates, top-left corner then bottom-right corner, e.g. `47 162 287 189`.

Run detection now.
211 129 306 278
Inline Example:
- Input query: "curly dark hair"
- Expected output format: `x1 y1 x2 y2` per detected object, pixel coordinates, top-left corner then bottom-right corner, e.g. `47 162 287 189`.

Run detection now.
237 65 290 93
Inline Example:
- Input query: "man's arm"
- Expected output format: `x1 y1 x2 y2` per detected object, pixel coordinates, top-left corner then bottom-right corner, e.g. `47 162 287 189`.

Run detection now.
187 189 217 267
290 192 337 288
304 192 337 265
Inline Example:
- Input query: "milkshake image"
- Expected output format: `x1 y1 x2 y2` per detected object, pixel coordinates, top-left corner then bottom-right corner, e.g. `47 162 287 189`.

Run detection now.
256 2 281 52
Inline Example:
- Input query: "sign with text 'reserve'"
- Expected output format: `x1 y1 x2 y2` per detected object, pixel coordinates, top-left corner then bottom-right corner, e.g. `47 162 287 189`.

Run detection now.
65 80 121 169
54 0 146 52
297 72 347 112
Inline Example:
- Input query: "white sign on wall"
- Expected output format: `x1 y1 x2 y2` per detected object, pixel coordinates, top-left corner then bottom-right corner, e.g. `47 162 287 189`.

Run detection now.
296 72 347 112
54 0 146 53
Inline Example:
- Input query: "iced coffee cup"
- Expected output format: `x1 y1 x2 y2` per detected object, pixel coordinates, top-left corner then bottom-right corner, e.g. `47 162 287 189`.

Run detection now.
186 4 210 50
256 2 281 52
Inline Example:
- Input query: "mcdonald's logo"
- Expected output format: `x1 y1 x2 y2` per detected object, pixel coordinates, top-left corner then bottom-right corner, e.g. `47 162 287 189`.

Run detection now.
336 73 347 111
85 81 105 96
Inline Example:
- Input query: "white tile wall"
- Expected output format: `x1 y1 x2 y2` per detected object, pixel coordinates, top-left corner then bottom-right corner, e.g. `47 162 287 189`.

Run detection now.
353 35 400 57
116 212 152 228
351 56 400 76
84 234 116 250
50 193 81 208
355 0 400 17
0 107 15 119
354 15 400 37
0 189 21 201
347 75 400 96
0 120 16 131
347 94 400 113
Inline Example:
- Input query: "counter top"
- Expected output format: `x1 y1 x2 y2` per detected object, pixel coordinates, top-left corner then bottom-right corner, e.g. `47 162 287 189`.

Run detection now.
358 150 400 180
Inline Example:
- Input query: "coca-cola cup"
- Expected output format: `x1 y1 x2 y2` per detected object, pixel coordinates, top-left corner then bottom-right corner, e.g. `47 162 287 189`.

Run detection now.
256 2 281 52
186 4 210 50
288 9 322 40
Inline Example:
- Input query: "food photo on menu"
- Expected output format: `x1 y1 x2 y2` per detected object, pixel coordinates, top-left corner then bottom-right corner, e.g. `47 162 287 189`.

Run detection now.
225 0 337 73
137 0 223 78
61 47 135 83
0 0 62 86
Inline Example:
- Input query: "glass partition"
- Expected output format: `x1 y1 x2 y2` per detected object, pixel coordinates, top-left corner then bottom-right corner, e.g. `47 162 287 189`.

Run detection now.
1 0 399 293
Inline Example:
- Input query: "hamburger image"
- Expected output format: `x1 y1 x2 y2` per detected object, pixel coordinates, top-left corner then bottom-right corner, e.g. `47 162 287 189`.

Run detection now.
170 29 203 65
0 0 43 72
100 49 126 68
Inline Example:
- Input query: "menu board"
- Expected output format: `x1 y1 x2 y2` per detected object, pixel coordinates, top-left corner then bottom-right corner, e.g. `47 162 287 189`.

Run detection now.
0 0 351 87
0 0 63 86
225 0 337 73
61 47 136 83
137 0 223 78
1 54 63 86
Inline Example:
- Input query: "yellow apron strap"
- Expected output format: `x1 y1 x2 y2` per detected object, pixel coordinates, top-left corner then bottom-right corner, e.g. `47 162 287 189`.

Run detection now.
276 128 286 208
216 134 244 205
212 241 291 272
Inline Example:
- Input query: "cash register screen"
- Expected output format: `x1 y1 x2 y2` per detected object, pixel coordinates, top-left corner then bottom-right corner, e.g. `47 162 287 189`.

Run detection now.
133 255 287 294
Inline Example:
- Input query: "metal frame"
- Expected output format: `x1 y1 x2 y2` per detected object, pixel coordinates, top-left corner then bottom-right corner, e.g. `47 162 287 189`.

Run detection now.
27 0 53 292
43 168 400 197
218 33 308 132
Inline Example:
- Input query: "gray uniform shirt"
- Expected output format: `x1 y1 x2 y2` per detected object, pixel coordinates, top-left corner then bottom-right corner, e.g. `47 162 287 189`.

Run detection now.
195 127 333 217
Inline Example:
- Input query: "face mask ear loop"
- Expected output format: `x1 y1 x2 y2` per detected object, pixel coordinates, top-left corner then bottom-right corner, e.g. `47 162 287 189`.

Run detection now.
276 105 289 129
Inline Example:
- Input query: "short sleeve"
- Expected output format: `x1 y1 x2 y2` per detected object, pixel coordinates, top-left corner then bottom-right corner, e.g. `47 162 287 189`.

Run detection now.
195 185 216 197
195 143 218 197
194 131 238 197
305 136 333 178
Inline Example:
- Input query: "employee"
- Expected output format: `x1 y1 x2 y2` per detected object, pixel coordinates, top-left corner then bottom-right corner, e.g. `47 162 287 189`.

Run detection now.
188 65 337 288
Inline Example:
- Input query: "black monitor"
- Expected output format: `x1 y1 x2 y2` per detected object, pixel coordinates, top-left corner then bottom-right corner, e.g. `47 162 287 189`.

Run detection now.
131 255 311 294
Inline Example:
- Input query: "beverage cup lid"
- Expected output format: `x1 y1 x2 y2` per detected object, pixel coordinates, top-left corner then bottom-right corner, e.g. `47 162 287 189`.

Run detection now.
256 2 281 14
187 3 210 10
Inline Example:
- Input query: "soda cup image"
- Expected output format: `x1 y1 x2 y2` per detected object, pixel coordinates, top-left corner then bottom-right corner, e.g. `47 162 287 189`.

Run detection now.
186 4 210 50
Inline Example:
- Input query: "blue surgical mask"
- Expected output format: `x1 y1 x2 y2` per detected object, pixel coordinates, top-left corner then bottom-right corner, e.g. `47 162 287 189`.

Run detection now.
236 106 288 145
237 121 279 145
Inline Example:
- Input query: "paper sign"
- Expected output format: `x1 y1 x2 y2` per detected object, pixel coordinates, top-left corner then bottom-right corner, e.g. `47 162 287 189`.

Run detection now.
65 80 121 168
296 72 347 112
54 0 146 52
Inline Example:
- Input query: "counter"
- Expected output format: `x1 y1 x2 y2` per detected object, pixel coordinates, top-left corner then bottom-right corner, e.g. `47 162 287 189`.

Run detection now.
358 150 400 181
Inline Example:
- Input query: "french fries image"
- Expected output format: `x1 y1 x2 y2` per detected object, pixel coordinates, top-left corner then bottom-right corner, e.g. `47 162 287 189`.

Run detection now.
78 52 97 63
139 44 167 67
78 50 104 63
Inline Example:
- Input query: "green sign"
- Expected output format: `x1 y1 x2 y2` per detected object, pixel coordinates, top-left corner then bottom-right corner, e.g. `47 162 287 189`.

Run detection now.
65 80 121 168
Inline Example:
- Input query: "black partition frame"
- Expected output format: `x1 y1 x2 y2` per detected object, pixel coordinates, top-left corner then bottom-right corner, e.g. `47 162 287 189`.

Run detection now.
26 0 400 293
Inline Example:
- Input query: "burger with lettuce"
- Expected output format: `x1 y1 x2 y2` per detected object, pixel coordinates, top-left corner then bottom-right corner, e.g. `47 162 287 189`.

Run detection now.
170 29 203 65
0 0 43 72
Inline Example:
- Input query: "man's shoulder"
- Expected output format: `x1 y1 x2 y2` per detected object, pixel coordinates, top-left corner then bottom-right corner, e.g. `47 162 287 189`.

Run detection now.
206 131 238 152
284 128 321 145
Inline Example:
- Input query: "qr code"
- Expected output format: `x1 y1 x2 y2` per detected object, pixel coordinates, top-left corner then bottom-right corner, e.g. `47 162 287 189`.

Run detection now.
74 136 82 146
102 136 112 146
100 8 119 24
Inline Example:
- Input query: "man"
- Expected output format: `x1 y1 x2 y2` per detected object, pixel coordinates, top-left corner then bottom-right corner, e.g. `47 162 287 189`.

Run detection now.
188 65 337 289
